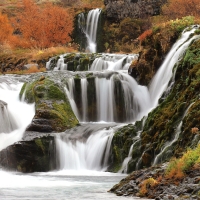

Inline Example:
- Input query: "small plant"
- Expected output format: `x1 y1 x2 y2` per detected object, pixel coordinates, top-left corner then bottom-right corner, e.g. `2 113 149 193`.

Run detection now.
191 127 199 134
169 16 195 34
138 29 152 42
165 144 200 179
139 177 158 196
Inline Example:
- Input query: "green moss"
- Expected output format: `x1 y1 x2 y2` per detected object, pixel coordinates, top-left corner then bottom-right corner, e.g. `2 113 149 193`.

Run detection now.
19 82 27 100
21 76 79 132
35 138 45 154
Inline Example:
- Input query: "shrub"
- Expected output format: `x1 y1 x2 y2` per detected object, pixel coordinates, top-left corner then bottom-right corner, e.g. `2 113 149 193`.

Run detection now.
0 12 13 44
138 29 152 42
162 0 200 19
165 144 200 179
139 177 158 196
169 16 195 34
12 0 74 49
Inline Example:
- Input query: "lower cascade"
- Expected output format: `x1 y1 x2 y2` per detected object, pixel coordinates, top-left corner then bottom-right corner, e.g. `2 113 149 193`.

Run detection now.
0 78 35 151
56 123 117 171
0 26 199 200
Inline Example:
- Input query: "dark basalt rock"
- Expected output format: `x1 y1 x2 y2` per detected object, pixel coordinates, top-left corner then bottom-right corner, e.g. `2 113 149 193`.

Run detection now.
104 0 167 21
109 163 200 199
0 135 56 173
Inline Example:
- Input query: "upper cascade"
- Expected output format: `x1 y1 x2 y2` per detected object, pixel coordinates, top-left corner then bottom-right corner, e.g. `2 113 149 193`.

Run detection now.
78 8 101 53
46 53 138 72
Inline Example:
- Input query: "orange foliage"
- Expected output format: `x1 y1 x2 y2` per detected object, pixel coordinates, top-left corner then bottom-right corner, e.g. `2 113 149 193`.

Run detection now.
138 29 152 42
13 0 74 48
162 0 200 19
191 127 199 134
0 12 13 44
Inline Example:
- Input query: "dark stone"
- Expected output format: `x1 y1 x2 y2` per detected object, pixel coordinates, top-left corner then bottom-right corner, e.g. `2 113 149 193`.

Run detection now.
104 0 167 21
0 136 57 173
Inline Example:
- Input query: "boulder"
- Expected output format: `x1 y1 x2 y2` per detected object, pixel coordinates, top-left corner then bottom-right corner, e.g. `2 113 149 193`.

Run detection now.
20 75 79 132
0 135 56 173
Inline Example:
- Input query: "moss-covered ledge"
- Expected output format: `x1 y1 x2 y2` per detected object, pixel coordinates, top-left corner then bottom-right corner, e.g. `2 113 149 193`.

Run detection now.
20 75 79 132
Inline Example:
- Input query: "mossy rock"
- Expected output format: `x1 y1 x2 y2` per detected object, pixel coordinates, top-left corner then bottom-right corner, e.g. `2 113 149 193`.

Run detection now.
20 76 79 132
0 136 56 173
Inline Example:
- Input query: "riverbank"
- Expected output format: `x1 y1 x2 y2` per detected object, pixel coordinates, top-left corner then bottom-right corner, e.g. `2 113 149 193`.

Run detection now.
109 162 200 199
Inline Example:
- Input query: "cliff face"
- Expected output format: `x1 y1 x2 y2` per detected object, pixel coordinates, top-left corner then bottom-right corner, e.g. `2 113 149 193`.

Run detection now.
104 0 167 21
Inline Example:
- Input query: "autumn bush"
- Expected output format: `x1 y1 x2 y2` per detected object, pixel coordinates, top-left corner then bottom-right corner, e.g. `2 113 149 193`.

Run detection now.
165 144 200 180
12 0 74 49
0 12 13 44
138 29 152 42
162 0 200 19
139 178 158 196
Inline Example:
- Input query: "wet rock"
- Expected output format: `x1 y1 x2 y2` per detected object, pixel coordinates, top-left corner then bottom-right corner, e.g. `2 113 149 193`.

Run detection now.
0 135 56 172
109 163 200 200
20 75 79 132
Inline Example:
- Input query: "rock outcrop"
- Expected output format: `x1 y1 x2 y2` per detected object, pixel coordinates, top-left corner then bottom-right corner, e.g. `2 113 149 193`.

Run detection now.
108 29 200 173
0 135 56 172
104 0 167 21
109 163 200 199
20 74 79 132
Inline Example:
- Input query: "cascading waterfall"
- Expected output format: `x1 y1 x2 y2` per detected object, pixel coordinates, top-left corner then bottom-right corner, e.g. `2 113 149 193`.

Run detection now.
120 26 200 171
56 123 116 171
78 8 101 53
0 77 35 151
55 26 200 173
81 78 88 122
153 102 195 165
0 100 17 133
65 71 151 123
149 26 200 108
90 54 138 71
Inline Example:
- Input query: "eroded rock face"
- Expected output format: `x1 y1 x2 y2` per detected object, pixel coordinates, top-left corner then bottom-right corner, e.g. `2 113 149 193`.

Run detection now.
0 135 56 173
20 75 79 133
104 0 167 21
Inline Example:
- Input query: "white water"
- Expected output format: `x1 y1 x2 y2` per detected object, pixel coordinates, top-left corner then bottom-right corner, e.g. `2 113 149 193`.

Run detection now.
90 54 138 71
0 169 151 200
78 8 101 53
149 26 200 108
153 102 195 165
0 26 199 200
56 124 116 171
65 71 151 123
120 26 200 170
0 78 35 151
81 78 88 122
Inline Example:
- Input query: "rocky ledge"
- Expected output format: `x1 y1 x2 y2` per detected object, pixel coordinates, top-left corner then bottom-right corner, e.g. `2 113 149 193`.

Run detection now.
109 163 200 199
104 0 167 21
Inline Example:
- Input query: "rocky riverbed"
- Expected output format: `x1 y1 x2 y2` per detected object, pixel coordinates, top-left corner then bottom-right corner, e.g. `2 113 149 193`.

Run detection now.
109 163 200 200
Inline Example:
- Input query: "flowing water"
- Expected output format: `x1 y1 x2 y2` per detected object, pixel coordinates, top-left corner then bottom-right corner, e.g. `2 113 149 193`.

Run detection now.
78 8 101 53
0 169 152 200
0 22 199 199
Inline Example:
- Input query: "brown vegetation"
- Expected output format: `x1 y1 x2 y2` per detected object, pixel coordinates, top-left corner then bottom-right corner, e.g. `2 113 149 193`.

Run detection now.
162 0 200 19
11 0 74 49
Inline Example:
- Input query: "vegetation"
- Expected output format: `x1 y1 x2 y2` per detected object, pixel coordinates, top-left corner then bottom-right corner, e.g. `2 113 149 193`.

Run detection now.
165 144 200 180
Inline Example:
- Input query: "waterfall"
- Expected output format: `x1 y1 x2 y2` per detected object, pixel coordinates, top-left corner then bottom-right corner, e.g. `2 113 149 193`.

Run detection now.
90 54 138 71
78 8 101 53
0 78 35 151
47 53 138 72
149 26 200 108
153 102 195 165
0 100 17 133
81 78 88 122
120 26 200 171
65 72 151 123
56 123 116 171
